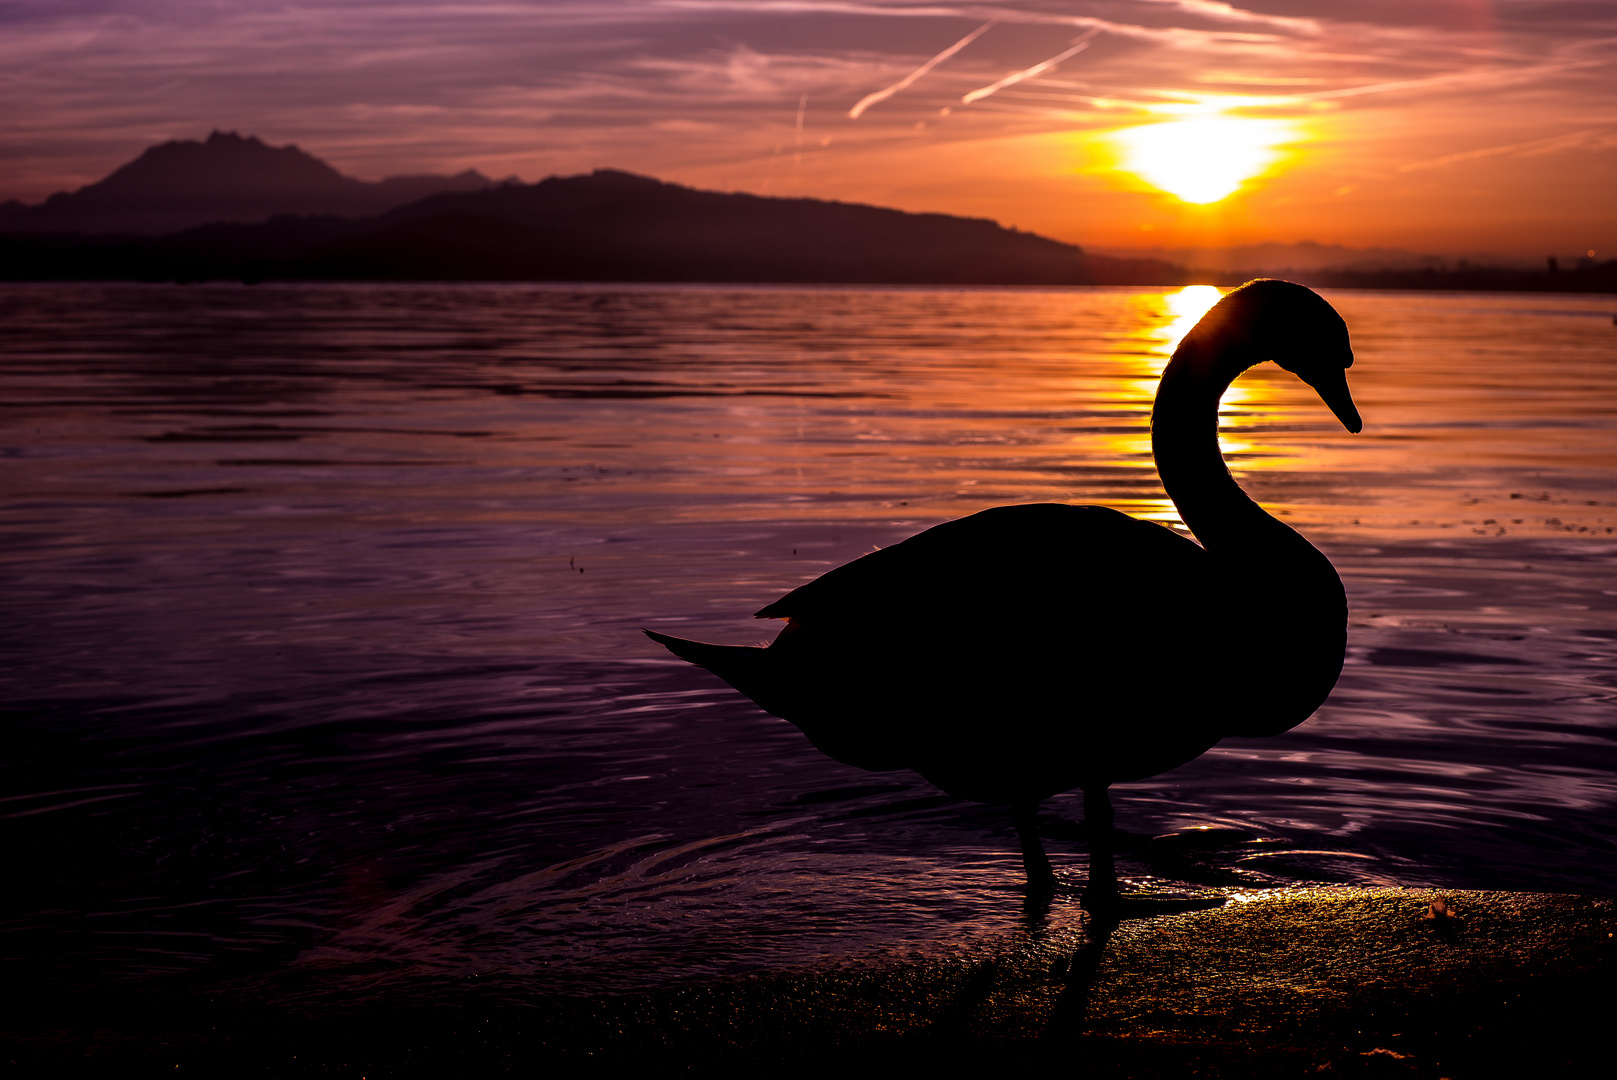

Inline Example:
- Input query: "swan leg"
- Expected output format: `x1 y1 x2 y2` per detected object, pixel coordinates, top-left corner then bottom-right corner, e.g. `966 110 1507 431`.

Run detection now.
1012 801 1056 891
1083 785 1119 912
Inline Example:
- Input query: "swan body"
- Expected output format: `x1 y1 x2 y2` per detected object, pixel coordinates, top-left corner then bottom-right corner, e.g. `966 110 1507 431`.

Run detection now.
647 279 1360 889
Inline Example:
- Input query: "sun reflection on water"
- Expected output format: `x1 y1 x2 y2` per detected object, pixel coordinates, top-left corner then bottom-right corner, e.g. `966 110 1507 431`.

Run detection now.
1156 285 1223 356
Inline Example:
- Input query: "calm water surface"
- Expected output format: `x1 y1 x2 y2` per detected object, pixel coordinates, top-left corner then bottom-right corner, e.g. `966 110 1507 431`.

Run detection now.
3 282 1616 1011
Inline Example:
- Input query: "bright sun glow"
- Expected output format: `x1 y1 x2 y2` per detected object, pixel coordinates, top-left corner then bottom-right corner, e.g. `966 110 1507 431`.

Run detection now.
1110 116 1298 203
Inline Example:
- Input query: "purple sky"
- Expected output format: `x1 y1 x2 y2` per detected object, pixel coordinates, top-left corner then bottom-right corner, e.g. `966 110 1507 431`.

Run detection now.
3 1 1614 254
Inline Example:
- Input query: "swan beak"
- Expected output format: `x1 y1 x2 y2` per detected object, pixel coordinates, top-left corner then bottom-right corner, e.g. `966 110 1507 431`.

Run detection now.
1310 367 1362 433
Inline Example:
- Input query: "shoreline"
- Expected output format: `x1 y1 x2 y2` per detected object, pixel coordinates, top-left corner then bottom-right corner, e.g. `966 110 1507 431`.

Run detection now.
10 887 1613 1077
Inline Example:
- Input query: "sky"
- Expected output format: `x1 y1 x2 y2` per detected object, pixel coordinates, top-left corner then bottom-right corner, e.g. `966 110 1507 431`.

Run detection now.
2 1 1614 256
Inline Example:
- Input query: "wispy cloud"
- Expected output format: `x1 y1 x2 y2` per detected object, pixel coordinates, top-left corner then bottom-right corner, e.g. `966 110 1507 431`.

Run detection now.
659 1 1291 45
1133 0 1320 35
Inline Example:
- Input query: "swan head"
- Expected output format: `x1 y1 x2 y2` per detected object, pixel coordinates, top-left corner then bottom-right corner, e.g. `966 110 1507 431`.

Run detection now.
1190 279 1361 434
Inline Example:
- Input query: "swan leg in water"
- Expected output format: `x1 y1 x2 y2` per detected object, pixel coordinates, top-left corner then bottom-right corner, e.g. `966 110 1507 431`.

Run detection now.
1015 790 1117 902
1015 788 1118 898
1083 786 1119 911
1012 801 1056 891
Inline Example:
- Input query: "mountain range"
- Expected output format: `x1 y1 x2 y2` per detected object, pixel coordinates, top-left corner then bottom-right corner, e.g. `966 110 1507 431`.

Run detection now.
2 133 1612 291
0 133 1180 285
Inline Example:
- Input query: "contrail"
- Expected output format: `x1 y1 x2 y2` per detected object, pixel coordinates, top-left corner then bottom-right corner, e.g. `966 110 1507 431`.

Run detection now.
1398 127 1616 173
848 21 994 119
961 30 1099 105
1289 57 1610 104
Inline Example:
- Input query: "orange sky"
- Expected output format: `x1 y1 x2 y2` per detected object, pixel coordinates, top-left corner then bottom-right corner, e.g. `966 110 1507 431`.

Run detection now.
2 2 1613 258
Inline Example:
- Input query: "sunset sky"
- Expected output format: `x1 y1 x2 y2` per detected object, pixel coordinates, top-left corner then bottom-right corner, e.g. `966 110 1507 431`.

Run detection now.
3 1 1614 257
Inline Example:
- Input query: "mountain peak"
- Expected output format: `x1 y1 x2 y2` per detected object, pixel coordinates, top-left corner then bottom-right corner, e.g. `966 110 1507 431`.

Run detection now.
6 132 495 236
205 130 259 147
88 132 352 199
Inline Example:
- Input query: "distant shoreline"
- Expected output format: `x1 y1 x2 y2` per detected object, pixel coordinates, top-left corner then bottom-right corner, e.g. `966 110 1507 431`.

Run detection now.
4 225 1613 294
3 256 1614 294
1197 263 1617 294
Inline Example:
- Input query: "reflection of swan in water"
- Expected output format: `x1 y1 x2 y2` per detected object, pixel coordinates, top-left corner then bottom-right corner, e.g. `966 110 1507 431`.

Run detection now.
647 280 1361 900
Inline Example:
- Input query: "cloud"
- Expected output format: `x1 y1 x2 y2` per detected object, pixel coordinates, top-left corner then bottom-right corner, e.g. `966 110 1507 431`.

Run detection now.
662 0 1315 34
1132 0 1319 35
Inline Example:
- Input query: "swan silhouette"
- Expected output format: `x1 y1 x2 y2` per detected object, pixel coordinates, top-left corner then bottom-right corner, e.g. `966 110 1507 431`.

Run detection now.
646 280 1360 897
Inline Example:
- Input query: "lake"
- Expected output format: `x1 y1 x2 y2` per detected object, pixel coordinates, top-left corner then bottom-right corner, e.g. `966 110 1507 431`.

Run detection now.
2 282 1615 1013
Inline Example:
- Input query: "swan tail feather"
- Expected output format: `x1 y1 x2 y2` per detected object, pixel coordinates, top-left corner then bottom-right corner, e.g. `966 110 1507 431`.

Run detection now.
643 629 770 684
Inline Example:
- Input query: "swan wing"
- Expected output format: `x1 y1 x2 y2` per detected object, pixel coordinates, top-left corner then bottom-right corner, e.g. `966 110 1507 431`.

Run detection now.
756 503 1209 627
743 504 1228 797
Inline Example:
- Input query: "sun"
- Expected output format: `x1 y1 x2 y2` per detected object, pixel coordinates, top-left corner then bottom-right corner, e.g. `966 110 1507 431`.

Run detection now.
1108 115 1299 204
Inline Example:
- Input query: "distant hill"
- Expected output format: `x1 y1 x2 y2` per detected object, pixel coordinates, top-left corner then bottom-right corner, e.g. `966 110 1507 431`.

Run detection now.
313 169 1189 285
1095 241 1455 274
0 167 1186 286
0 131 493 235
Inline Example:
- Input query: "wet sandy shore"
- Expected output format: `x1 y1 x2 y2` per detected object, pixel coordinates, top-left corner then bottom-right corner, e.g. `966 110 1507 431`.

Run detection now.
11 887 1613 1077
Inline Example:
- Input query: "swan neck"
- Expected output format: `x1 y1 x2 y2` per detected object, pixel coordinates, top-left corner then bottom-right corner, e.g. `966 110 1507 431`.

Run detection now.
1151 336 1284 553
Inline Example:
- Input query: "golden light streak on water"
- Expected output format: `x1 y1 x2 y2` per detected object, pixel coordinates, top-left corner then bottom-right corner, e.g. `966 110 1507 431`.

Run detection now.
1156 284 1224 355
